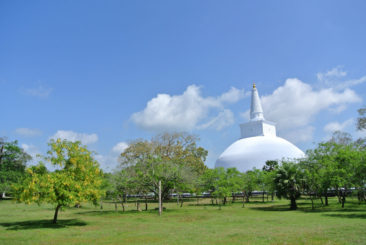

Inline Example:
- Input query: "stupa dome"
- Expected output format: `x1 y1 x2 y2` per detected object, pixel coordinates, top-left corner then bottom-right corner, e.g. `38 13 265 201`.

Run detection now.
215 83 305 172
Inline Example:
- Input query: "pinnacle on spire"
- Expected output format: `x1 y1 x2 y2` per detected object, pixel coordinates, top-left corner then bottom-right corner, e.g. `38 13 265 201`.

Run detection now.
250 84 264 121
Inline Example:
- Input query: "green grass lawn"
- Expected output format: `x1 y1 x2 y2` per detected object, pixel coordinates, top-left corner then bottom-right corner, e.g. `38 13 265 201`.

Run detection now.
0 197 365 245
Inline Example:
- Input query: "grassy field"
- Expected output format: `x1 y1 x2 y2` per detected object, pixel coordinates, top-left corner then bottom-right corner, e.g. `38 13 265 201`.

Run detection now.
0 197 365 245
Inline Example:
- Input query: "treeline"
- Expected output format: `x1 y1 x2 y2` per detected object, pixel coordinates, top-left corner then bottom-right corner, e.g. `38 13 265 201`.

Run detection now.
1 130 365 223
104 131 366 211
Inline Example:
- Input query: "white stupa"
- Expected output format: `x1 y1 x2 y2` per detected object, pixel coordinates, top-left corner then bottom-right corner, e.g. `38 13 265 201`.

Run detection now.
215 84 305 172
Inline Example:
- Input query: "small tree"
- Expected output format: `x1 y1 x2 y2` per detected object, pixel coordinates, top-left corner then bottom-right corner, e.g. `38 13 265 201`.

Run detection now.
240 170 257 203
262 161 279 201
14 139 103 223
274 161 304 210
0 138 31 198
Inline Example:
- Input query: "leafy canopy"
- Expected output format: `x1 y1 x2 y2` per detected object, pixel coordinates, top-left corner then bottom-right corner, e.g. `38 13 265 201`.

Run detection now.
14 139 103 222
0 138 31 195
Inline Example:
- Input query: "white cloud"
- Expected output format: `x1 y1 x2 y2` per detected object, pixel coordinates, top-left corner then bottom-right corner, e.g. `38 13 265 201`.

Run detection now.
94 154 117 172
198 109 234 130
15 128 42 137
51 130 98 144
256 78 361 143
317 66 347 85
21 144 39 157
21 85 53 98
112 142 129 154
95 142 129 172
317 67 366 90
324 119 355 133
219 87 245 103
21 143 41 165
131 85 244 132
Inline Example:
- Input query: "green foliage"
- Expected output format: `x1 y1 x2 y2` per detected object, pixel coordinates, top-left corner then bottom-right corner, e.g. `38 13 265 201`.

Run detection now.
357 107 366 131
239 170 258 202
118 132 207 201
274 161 304 210
304 134 366 207
13 139 103 223
0 138 31 196
200 167 241 206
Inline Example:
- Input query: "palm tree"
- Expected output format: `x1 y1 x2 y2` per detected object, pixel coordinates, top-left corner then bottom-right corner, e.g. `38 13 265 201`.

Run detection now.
274 161 304 210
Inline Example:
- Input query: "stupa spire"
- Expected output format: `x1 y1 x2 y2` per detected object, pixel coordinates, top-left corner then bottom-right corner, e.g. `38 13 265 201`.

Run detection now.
250 83 264 121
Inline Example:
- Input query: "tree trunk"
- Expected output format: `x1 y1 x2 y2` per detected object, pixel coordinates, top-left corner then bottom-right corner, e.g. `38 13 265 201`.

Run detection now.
180 198 184 207
341 190 346 208
325 193 328 206
223 197 227 205
53 205 61 224
320 196 324 206
137 201 141 211
336 188 342 203
242 194 245 208
158 180 162 216
177 194 180 206
262 191 265 203
119 197 125 212
145 195 148 211
271 192 274 201
310 196 314 210
290 197 297 210
114 199 118 211
100 198 103 210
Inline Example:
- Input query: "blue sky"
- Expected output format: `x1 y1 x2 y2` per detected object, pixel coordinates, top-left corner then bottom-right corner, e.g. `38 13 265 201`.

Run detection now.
1 0 366 171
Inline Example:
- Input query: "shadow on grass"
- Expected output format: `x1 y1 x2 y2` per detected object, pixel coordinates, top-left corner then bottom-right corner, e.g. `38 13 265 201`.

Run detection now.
187 200 275 207
0 219 87 230
322 213 366 219
250 201 366 214
250 204 294 212
76 208 175 216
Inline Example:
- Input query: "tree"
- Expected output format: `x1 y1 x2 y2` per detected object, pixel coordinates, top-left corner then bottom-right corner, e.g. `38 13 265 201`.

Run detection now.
240 170 257 203
274 161 304 210
134 157 195 207
357 107 366 131
13 139 103 223
300 158 323 209
0 138 31 198
212 168 241 207
307 132 363 208
200 168 218 205
262 160 278 172
262 161 279 201
119 132 207 202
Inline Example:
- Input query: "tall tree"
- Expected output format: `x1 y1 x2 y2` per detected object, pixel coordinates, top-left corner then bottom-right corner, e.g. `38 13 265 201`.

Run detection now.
14 139 103 223
119 132 207 201
0 138 31 198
